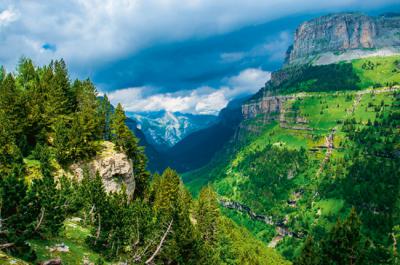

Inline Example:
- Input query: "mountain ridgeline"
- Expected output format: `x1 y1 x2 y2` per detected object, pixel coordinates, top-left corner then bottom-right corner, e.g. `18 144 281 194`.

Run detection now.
0 11 400 265
184 12 400 265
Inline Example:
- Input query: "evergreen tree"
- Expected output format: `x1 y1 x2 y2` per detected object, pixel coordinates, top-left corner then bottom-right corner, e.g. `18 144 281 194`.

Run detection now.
98 94 113 140
0 111 22 175
26 144 67 236
294 236 322 265
197 185 219 243
322 208 368 265
111 103 149 198
0 165 37 261
0 74 26 148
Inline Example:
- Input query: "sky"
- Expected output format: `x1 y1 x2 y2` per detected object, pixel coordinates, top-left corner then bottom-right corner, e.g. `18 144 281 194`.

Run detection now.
1 1 399 115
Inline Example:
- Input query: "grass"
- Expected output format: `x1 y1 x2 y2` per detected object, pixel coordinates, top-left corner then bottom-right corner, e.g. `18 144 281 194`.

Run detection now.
353 55 400 88
0 252 29 265
313 199 345 217
182 55 400 260
29 218 108 265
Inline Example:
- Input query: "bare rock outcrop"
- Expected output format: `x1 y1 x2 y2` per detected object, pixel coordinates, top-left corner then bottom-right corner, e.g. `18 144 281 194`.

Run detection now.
69 141 135 197
242 95 293 120
286 13 400 65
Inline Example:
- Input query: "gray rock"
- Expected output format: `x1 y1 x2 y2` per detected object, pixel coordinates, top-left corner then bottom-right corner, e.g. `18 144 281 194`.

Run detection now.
70 141 135 197
285 12 400 65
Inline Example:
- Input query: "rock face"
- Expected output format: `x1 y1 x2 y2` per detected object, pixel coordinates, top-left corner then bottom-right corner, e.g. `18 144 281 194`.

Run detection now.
241 13 400 122
286 13 400 65
70 141 135 197
242 95 293 120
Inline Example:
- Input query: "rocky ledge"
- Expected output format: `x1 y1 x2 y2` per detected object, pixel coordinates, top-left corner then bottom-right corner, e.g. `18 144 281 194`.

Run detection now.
68 141 135 197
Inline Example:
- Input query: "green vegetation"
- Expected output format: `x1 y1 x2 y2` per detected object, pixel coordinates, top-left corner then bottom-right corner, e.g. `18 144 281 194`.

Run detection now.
263 55 400 95
185 55 400 264
0 58 288 265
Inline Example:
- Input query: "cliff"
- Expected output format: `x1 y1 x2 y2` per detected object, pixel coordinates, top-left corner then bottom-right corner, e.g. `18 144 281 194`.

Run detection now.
59 141 136 197
241 13 400 122
285 13 400 65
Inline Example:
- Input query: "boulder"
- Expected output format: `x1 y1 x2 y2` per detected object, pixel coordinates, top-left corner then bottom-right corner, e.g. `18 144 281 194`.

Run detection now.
69 141 135 197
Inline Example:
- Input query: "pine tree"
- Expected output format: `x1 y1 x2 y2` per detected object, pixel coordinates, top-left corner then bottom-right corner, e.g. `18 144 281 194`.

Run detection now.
322 208 367 265
0 165 37 261
196 185 221 264
16 58 38 91
0 74 26 148
294 236 322 265
152 168 198 264
0 111 22 175
44 60 71 125
98 94 113 140
27 144 66 236
111 103 149 198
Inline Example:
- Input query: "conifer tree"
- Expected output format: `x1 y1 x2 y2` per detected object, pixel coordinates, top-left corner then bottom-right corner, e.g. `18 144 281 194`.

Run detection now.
294 236 322 265
111 103 149 198
0 74 26 147
0 165 37 261
27 144 66 236
45 60 71 125
0 111 22 175
196 185 220 264
322 208 367 265
98 94 113 140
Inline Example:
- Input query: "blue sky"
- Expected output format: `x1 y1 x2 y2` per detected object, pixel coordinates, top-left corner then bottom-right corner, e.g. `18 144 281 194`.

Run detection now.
1 0 399 114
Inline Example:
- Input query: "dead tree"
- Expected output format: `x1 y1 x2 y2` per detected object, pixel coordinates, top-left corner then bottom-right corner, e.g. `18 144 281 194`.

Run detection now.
145 219 173 264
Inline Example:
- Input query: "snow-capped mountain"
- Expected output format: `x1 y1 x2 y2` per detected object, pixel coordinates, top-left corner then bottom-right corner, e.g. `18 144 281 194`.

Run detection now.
127 111 217 151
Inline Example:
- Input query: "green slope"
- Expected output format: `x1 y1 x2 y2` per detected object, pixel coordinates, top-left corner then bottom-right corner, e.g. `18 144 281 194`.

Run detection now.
184 55 400 262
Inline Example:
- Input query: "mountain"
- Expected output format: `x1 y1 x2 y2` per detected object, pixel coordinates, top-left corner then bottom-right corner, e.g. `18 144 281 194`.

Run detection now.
124 117 166 171
164 97 247 172
128 110 217 151
184 12 400 264
285 12 400 65
0 59 288 265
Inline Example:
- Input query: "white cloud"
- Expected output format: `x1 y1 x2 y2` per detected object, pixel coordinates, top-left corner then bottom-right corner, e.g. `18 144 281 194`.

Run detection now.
106 68 271 115
0 8 18 27
1 0 397 72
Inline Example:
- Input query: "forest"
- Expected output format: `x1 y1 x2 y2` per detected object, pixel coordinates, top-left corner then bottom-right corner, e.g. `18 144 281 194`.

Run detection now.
0 58 289 264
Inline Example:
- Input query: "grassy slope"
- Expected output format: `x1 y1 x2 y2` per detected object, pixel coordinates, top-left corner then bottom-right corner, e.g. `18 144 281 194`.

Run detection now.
29 218 108 265
183 55 400 259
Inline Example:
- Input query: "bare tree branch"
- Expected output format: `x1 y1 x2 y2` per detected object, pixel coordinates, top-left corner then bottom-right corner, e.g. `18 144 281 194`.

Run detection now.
95 213 101 240
34 207 45 232
0 243 15 249
145 219 173 265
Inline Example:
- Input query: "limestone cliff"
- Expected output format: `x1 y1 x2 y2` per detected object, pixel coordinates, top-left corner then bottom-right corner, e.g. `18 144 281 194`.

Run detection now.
65 141 135 197
241 12 400 121
286 13 400 65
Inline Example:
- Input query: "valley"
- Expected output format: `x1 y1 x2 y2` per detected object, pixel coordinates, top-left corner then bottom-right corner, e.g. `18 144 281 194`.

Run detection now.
184 55 400 262
0 8 400 265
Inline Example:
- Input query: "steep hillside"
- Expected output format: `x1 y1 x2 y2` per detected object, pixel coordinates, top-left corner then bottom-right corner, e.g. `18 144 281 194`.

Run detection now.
184 55 400 263
164 97 246 172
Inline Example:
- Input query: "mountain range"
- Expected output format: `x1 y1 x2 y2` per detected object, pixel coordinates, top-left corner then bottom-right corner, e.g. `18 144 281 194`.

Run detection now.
128 110 217 151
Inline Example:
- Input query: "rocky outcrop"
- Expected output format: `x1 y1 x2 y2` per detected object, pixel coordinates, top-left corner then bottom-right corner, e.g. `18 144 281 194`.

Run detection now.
69 141 135 197
286 13 400 65
242 95 293 120
219 199 274 225
241 13 400 123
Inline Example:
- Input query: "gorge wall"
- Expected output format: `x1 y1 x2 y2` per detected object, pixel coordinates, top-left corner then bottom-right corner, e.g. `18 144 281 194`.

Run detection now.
241 13 400 122
285 12 400 65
